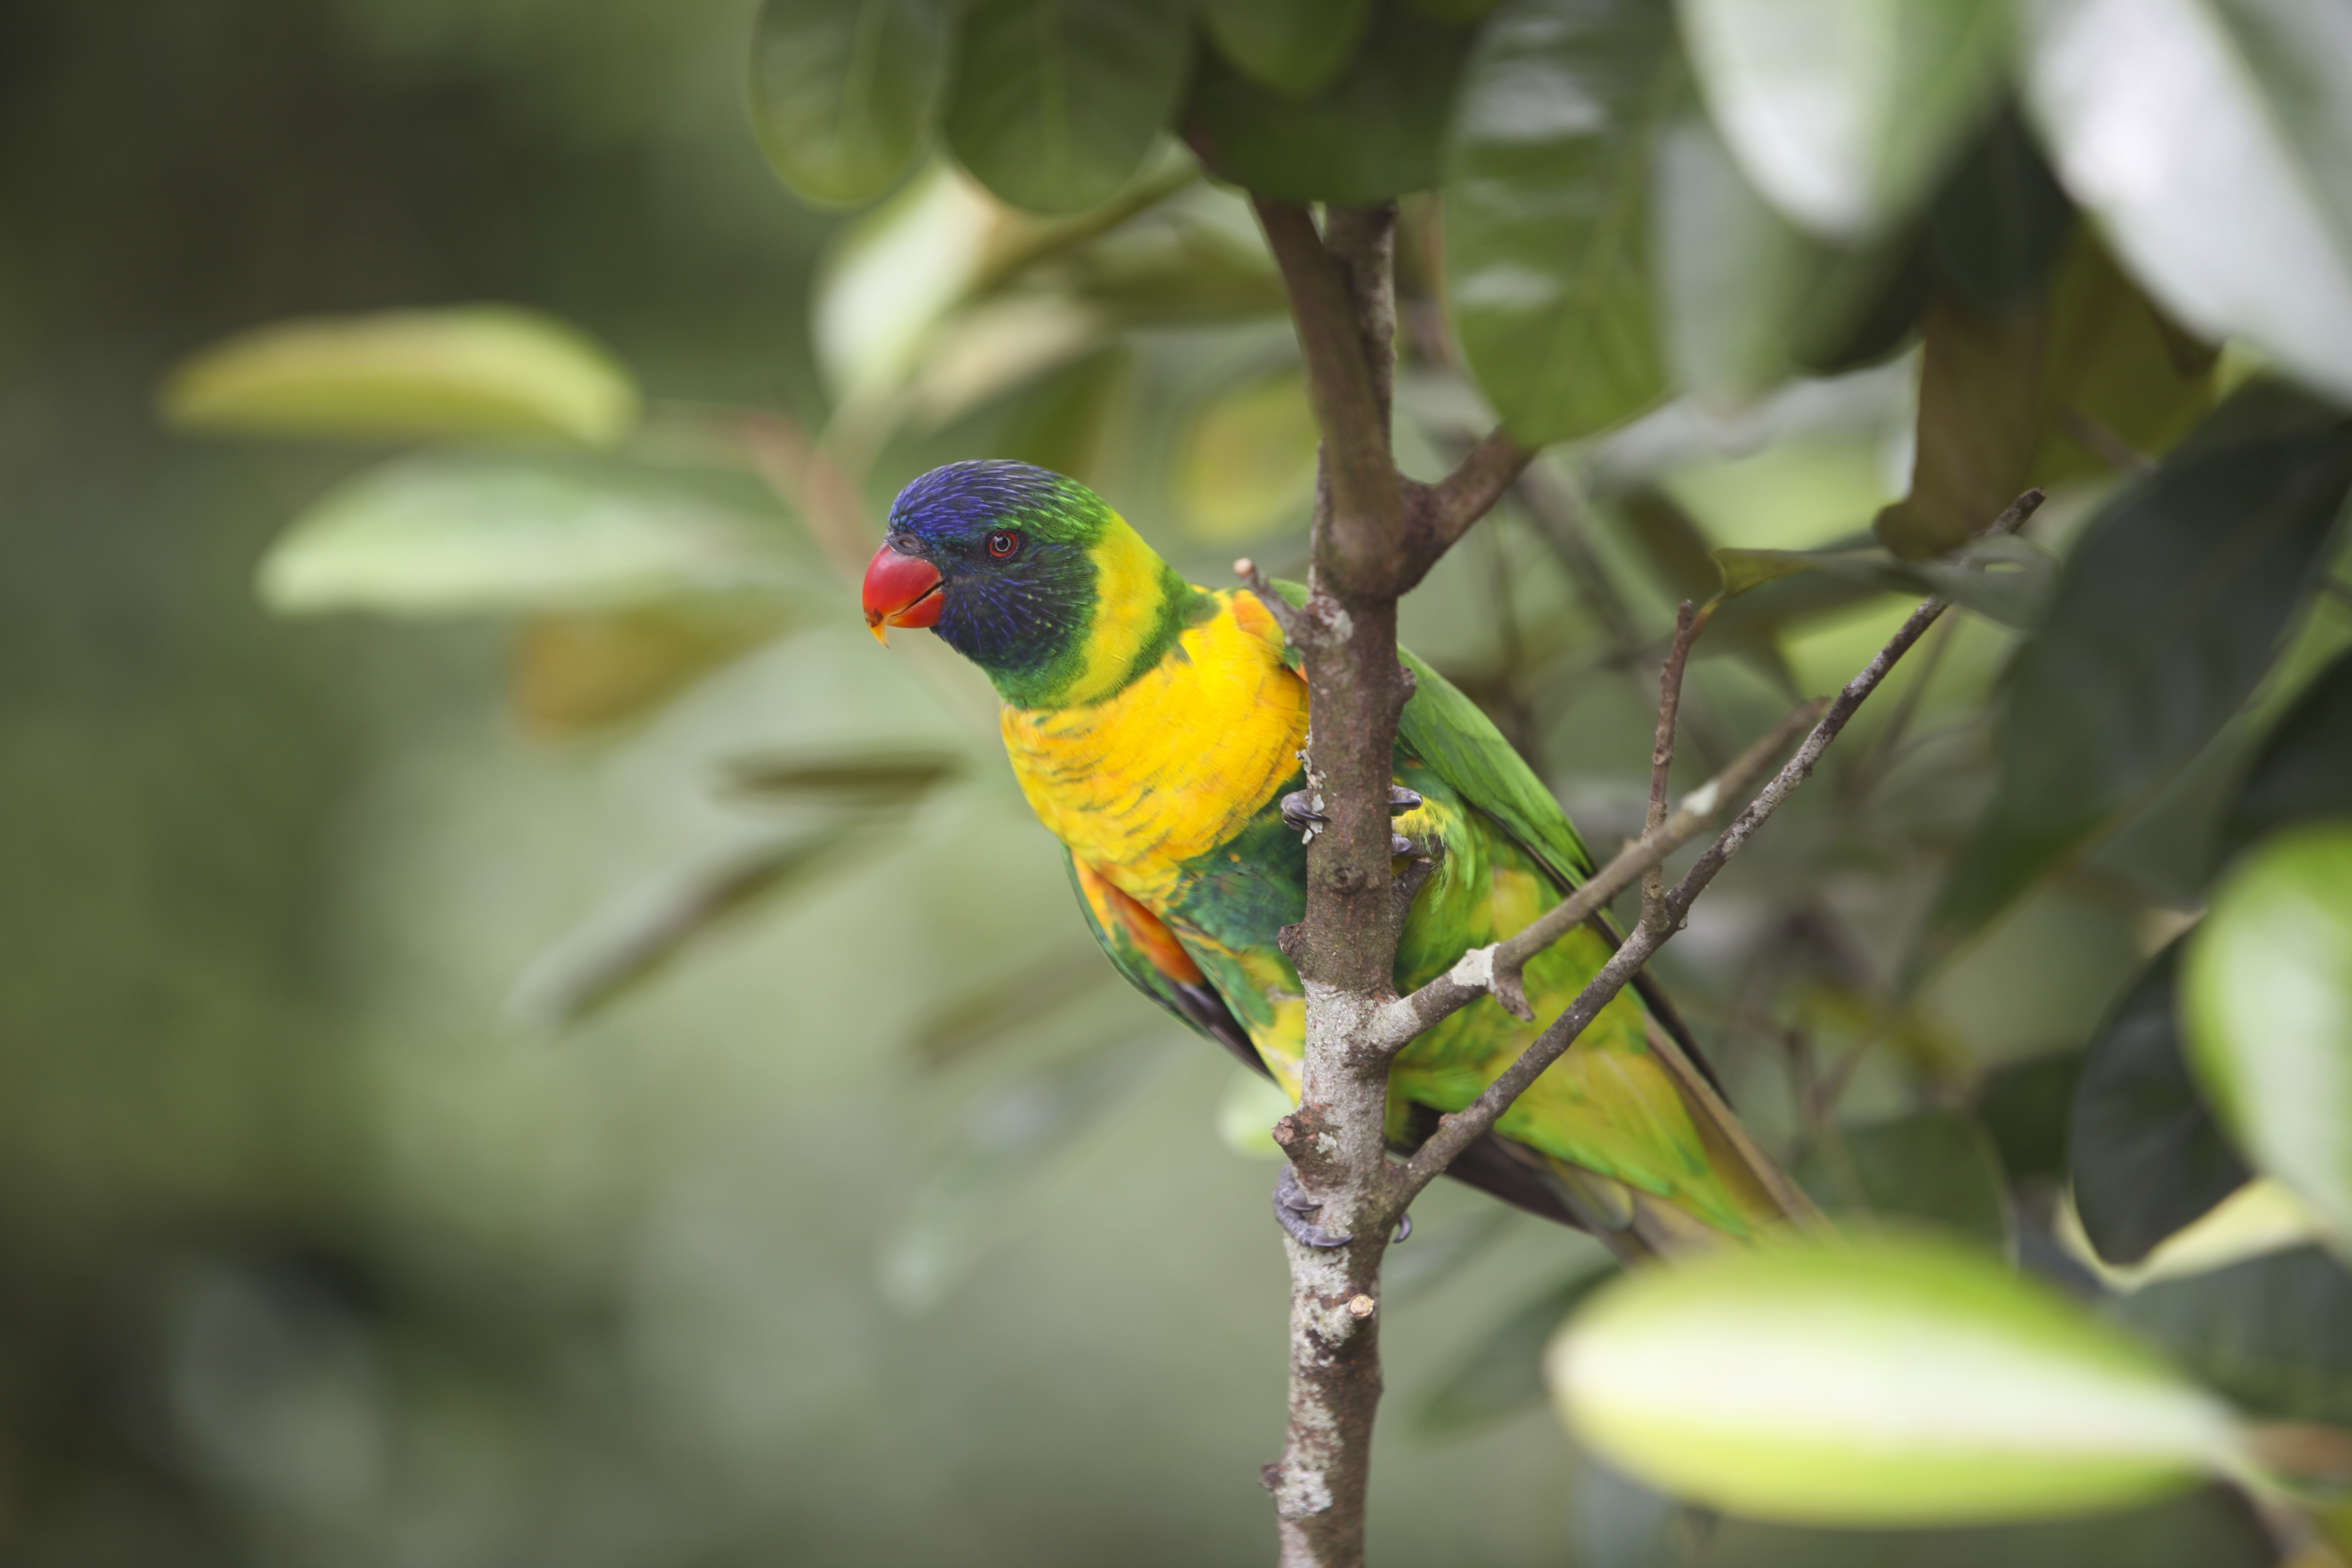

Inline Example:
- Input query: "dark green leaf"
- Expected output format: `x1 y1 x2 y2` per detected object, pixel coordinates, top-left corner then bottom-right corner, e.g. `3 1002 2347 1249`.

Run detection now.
2218 644 2352 861
2070 943 2250 1266
1874 296 2048 559
1418 1261 1610 1432
1920 382 2352 965
1926 104 2075 317
1442 0 1679 444
1713 535 2057 629
2027 233 2218 488
1183 0 1474 204
749 0 952 208
2112 1246 2352 1426
1404 0 1502 20
2019 0 2352 408
943 0 1190 215
1678 0 2010 241
1199 0 1372 96
1795 1110 2014 1249
1974 1051 2085 1186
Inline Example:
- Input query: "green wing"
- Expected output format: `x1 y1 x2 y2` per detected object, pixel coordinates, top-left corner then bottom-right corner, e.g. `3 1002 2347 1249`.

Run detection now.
1265 578 1591 886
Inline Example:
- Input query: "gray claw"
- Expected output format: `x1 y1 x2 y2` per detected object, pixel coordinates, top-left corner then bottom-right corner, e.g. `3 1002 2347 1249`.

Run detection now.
1274 1164 1353 1249
1390 833 1416 856
1388 787 1423 816
1393 1212 1412 1243
1280 789 1328 835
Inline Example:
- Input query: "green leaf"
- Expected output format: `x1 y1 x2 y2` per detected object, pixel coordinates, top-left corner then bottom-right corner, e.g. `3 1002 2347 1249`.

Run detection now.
1676 0 2010 241
1550 1236 2244 1526
1653 110 1913 407
511 602 791 737
2070 942 2251 1267
161 306 640 446
2182 821 2352 1248
749 0 952 208
716 750 965 809
1442 0 1679 445
2027 232 2220 488
942 0 1189 216
1875 297 2049 559
1795 1111 2014 1249
1199 0 1372 97
2019 0 2352 408
1974 1050 2086 1185
2218 645 2352 862
1712 535 2058 629
2111 1246 2352 1427
257 454 807 617
1925 104 2076 318
1184 0 1476 205
1921 383 2352 964
1418 1263 1611 1432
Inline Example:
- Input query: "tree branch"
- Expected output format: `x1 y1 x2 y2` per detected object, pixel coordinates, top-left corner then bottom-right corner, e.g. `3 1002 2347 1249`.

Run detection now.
1643 601 1698 925
1398 425 1539 582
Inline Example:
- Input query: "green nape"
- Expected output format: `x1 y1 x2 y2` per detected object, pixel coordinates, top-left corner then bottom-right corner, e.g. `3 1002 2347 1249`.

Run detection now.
988 506 1214 712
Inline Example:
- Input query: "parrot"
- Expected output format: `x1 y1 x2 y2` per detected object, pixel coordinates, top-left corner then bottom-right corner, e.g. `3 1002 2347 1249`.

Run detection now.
860 459 1803 1256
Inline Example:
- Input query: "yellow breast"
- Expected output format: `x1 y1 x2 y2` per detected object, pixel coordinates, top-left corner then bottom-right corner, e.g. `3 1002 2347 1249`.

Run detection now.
1001 589 1307 903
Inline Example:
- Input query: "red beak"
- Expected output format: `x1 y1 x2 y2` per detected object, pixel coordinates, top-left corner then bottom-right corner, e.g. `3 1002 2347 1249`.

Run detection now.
861 542 944 645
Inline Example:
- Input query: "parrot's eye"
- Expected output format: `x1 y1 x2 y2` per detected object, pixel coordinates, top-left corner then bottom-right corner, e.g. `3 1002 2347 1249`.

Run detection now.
986 530 1021 559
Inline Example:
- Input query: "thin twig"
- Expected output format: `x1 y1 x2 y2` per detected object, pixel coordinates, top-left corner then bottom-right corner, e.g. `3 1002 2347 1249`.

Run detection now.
1644 601 1697 925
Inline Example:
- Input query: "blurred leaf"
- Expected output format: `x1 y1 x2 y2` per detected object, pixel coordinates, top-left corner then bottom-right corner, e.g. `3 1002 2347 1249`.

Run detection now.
162 306 640 446
1713 534 2057 629
1178 369 1321 542
717 750 965 809
1689 1487 2275 1568
749 0 952 208
1676 0 2009 242
879 1037 1153 1311
1418 1262 1610 1433
1875 297 2048 559
814 164 1005 401
2114 1246 2352 1426
1443 0 1678 445
1215 1066 1294 1158
1184 0 1475 204
942 0 1189 216
2027 232 2218 488
2183 822 2352 1248
2066 1179 2331 1295
1925 104 2076 318
511 602 790 736
993 345 1131 483
508 832 873 1029
257 454 808 617
1975 1050 2085 1185
1044 199 1289 325
2071 941 2251 1267
1551 1236 2243 1525
1796 1111 2014 1249
902 941 1124 1067
1403 0 1502 19
1199 0 1372 96
2218 645 2352 862
2019 0 2352 409
1922 383 2352 965
1653 111 1911 407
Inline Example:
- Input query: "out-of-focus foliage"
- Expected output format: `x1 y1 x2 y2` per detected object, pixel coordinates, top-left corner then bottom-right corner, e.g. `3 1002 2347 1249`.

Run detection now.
53 0 2352 1560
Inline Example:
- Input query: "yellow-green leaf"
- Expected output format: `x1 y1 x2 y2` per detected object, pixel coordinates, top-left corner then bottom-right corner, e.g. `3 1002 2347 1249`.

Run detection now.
162 306 640 446
1550 1236 2243 1525
2182 823 2352 1251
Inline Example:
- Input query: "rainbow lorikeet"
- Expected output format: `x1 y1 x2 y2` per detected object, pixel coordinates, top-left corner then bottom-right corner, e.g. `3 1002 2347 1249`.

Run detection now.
862 460 1798 1253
